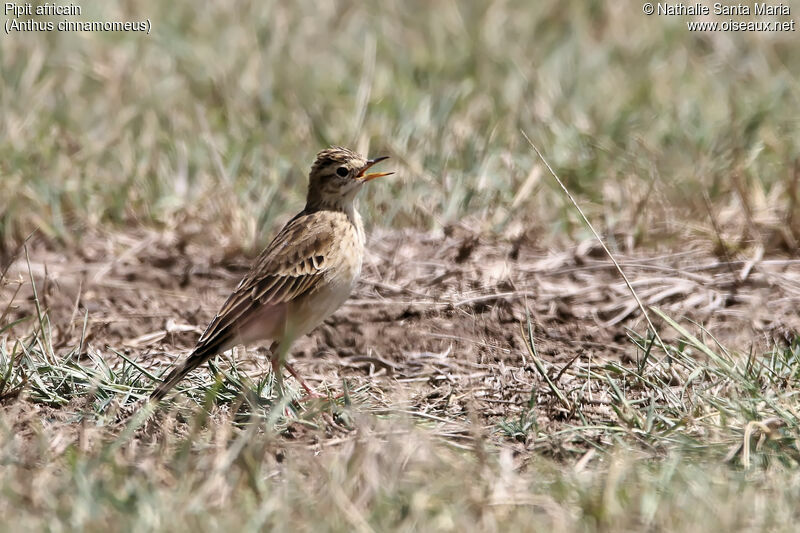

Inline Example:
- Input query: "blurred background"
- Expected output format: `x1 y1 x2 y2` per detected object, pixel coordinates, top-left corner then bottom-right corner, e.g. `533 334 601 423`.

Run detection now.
2 0 798 254
4 4 800 529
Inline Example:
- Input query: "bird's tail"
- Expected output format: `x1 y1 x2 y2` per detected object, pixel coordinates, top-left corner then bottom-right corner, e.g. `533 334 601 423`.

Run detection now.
149 341 225 402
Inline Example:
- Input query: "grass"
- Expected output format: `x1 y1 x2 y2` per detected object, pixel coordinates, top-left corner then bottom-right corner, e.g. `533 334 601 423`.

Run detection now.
3 1 800 531
3 268 800 530
2 1 799 251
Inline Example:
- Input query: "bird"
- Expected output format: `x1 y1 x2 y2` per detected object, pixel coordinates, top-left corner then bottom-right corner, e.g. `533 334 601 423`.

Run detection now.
149 146 393 402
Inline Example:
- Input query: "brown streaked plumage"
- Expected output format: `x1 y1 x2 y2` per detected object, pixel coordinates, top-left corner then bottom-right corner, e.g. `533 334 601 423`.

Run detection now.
150 147 392 402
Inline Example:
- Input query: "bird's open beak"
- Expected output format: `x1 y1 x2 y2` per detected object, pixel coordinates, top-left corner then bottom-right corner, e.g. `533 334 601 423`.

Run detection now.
357 156 393 182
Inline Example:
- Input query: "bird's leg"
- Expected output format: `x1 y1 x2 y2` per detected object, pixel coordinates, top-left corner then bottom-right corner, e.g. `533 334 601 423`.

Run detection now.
269 340 323 400
269 341 285 395
271 356 284 392
283 361 326 399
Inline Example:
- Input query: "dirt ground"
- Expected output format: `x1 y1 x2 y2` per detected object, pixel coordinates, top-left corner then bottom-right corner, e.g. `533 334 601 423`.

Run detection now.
3 223 800 449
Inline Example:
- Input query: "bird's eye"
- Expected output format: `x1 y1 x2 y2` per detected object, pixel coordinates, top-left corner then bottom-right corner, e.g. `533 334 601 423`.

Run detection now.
336 166 349 177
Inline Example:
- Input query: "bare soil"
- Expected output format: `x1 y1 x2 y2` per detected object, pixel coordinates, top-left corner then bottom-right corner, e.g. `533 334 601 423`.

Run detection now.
3 224 800 450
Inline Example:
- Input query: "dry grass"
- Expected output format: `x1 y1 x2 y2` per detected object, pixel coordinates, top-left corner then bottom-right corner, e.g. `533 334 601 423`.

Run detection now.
2 222 800 530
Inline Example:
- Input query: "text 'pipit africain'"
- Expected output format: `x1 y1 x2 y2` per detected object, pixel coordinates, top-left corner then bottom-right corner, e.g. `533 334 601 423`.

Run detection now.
150 147 393 402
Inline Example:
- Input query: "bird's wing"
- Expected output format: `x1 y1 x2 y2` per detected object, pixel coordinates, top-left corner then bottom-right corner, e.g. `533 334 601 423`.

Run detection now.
149 211 341 402
197 211 339 350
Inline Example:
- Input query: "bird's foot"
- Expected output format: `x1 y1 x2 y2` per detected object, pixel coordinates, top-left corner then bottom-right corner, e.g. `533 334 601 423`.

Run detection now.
283 361 322 398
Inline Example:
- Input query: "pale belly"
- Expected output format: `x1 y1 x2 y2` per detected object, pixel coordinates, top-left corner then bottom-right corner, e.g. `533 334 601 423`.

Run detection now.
283 260 361 342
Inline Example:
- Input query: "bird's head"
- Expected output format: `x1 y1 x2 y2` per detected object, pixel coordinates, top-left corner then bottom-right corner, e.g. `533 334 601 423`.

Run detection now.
305 146 392 210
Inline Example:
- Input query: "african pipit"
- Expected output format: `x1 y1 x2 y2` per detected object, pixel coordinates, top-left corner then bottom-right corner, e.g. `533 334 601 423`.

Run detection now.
150 147 392 401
